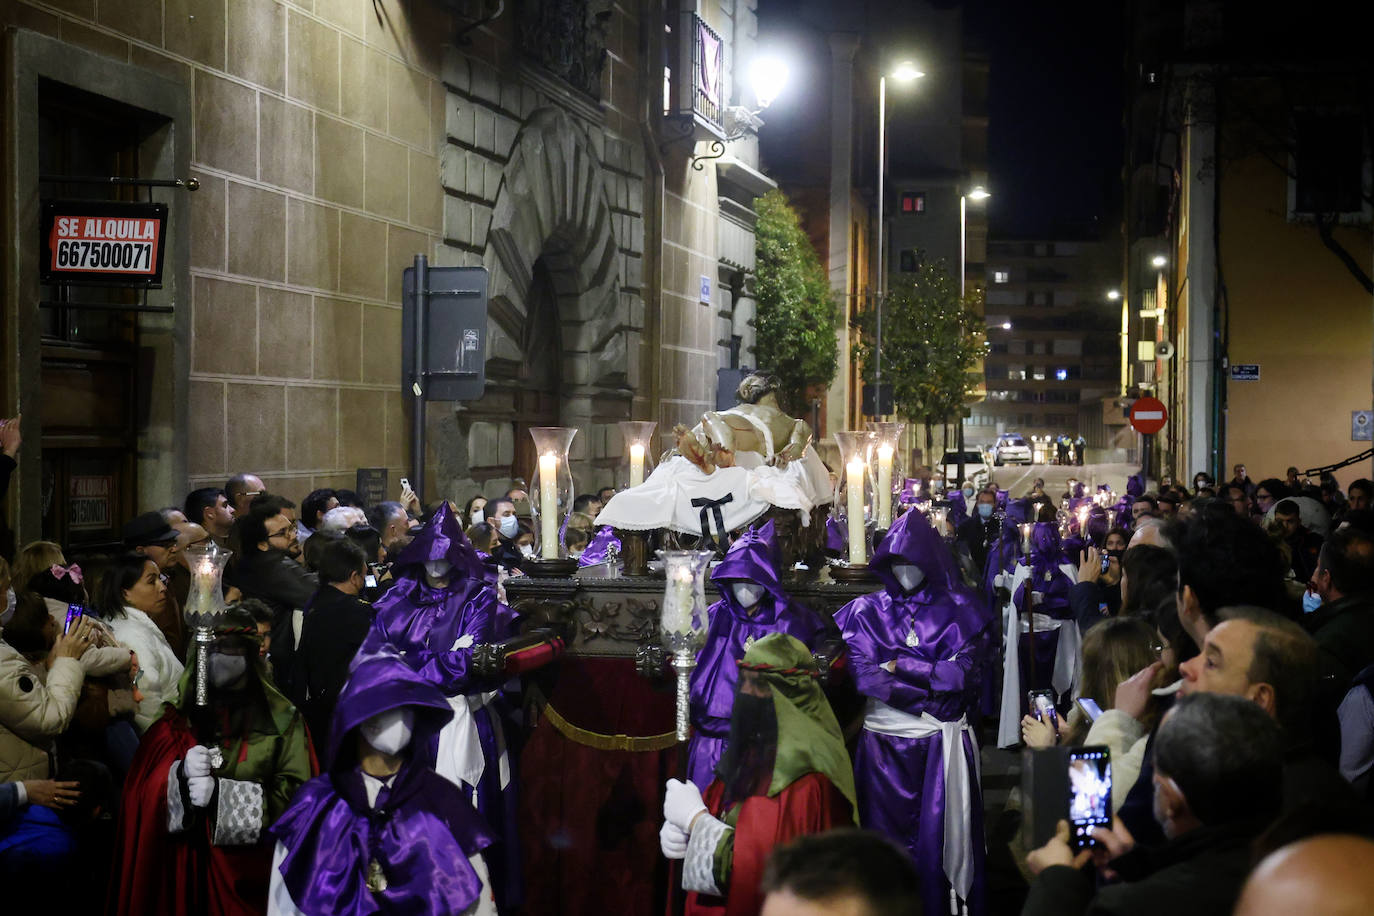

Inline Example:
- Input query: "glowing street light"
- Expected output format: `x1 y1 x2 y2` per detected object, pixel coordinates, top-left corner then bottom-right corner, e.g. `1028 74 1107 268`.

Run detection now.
891 60 925 82
1001 321 1012 330
749 55 790 109
1150 254 1168 268
1107 290 1121 300
966 186 991 202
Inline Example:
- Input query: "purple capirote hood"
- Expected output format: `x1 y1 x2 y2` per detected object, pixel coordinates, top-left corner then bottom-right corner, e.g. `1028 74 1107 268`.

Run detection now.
328 647 454 771
711 520 785 603
1004 498 1033 525
1127 473 1145 498
390 501 486 582
1029 521 1064 579
946 490 969 524
871 507 961 594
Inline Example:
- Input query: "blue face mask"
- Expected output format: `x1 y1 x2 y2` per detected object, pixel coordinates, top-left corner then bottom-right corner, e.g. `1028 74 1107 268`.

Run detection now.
977 503 994 519
1302 590 1322 615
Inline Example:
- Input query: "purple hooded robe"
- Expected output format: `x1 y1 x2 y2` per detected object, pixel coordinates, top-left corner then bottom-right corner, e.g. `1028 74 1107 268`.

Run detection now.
996 522 1080 747
361 503 521 908
833 509 995 916
688 520 827 789
269 649 495 915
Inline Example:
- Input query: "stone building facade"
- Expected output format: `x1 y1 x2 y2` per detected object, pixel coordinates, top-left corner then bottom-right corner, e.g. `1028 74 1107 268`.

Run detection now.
2 0 773 547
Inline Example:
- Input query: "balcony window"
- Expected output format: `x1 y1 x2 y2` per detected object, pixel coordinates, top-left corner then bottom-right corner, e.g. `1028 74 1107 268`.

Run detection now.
992 270 1009 283
900 192 926 213
664 11 725 139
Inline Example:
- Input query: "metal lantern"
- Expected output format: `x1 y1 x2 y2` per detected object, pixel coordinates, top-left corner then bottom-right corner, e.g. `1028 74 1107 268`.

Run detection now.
618 420 658 490
832 430 877 566
660 550 715 742
865 420 906 530
183 542 231 707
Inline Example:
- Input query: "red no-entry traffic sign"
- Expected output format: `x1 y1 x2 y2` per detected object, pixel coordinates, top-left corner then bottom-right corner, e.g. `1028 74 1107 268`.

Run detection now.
1130 397 1168 435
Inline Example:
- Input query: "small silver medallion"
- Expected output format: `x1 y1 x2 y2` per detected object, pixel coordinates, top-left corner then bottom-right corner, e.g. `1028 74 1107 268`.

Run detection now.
207 747 225 771
905 630 920 648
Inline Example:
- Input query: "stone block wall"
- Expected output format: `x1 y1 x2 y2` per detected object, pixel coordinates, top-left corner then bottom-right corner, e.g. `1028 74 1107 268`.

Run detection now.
4 0 450 508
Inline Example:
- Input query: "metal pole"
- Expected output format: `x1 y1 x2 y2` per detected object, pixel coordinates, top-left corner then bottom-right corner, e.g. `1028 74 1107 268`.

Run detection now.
958 194 967 487
875 76 886 406
411 254 429 502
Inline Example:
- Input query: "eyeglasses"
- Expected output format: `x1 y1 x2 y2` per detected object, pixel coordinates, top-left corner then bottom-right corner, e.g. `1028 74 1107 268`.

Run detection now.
266 525 295 541
1151 643 1167 658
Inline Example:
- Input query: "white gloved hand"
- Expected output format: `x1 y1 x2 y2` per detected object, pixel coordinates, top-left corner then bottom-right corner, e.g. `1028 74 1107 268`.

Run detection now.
660 821 689 859
663 778 707 832
188 775 215 808
183 745 213 779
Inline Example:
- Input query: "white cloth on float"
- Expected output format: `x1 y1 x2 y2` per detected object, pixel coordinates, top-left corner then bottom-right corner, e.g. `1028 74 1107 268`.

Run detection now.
594 448 831 537
995 562 1082 748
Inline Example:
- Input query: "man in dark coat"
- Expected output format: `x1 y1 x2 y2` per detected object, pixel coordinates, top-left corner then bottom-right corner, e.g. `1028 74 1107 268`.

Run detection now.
1021 693 1284 916
293 536 375 759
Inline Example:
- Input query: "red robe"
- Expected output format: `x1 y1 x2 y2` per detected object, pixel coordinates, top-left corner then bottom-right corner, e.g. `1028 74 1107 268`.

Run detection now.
685 772 853 916
107 710 317 916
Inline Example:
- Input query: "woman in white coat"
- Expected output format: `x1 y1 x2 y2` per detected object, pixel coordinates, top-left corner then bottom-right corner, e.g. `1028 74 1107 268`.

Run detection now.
94 554 184 731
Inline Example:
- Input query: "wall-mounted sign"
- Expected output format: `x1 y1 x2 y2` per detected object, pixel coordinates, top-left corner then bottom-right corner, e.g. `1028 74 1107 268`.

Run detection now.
68 474 113 531
355 468 390 507
41 200 168 288
1230 364 1260 381
1354 410 1372 442
700 274 712 304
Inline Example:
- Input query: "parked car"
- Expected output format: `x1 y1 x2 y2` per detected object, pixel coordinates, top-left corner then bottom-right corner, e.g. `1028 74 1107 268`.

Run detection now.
939 450 990 492
990 433 1033 466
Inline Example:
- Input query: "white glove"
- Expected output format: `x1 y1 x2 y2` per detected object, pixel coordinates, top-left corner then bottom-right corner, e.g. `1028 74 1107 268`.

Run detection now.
184 745 213 779
660 821 689 859
663 778 707 832
188 775 215 808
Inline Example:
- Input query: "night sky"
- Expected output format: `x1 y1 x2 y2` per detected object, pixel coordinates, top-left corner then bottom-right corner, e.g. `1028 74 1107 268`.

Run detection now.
968 0 1125 238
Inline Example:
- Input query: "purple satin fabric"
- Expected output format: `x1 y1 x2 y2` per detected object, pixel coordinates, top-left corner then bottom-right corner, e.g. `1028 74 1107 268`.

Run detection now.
689 521 826 788
946 490 969 526
835 509 993 914
1126 472 1145 498
854 729 987 916
577 526 621 566
391 501 488 583
824 515 847 554
271 649 494 916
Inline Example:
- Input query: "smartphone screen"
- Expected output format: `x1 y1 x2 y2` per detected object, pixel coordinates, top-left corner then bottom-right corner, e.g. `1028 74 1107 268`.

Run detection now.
1077 697 1103 721
63 603 85 635
1068 746 1112 850
1028 689 1058 727
364 574 378 589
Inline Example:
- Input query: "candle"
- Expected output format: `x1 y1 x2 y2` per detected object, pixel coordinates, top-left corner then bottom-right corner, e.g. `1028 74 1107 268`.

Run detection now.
847 457 866 566
876 444 894 529
539 452 559 560
1020 523 1034 556
629 442 645 488
665 567 694 633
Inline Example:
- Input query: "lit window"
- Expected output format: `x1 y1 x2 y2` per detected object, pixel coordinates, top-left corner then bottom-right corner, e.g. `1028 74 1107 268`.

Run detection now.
900 192 925 213
1055 368 1068 381
992 270 1009 284
1032 367 1046 380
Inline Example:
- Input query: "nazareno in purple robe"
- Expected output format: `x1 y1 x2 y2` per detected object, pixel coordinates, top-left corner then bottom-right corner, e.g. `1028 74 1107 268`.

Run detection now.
833 508 995 916
688 520 827 789
270 647 495 915
362 502 523 909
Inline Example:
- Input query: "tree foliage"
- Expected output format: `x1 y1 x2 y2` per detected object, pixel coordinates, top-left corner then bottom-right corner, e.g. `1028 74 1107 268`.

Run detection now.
751 189 839 413
852 260 986 427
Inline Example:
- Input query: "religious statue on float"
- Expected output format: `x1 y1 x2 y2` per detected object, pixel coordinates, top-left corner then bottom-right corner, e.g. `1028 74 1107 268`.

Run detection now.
595 373 832 547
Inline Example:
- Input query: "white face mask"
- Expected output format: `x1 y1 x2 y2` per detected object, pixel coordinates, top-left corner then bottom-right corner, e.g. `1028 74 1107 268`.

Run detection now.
360 708 415 756
731 582 766 608
891 563 926 592
519 543 537 559
470 509 485 526
209 652 248 688
424 559 452 581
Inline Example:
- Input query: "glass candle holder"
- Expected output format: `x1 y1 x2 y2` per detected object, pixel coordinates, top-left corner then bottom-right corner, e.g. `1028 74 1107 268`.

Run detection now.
618 420 658 490
660 550 715 741
1020 522 1034 557
866 421 906 529
529 426 578 561
833 430 877 566
183 542 231 629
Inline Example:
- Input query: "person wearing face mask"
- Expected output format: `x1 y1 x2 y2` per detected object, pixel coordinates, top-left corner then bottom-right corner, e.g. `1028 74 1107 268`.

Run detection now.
110 606 315 916
957 488 1002 573
482 498 525 573
997 522 1081 749
832 508 996 916
361 502 522 911
687 520 829 791
268 648 497 915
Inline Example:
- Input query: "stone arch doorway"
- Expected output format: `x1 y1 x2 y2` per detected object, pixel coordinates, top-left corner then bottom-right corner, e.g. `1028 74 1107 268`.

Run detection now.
448 106 635 495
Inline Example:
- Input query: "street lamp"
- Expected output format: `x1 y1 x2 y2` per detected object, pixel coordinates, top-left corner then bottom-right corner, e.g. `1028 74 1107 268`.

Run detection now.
1001 321 1012 330
749 55 790 109
874 60 925 412
957 185 989 484
1107 289 1121 300
1150 254 1168 268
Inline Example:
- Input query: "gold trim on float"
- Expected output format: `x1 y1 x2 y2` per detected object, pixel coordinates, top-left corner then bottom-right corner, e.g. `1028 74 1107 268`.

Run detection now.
541 703 679 753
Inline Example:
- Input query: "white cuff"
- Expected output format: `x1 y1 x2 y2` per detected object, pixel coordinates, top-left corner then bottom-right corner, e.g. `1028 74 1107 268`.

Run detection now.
167 761 187 834
213 778 264 846
682 813 731 896
14 782 27 806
